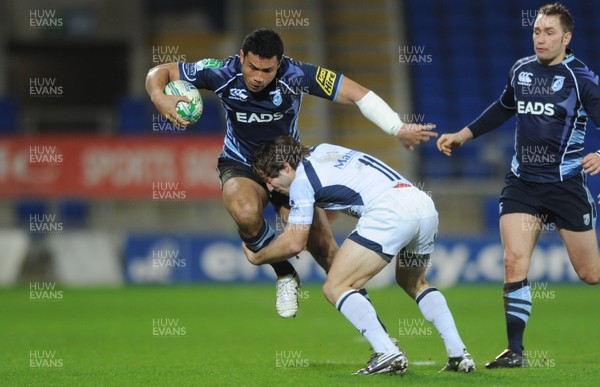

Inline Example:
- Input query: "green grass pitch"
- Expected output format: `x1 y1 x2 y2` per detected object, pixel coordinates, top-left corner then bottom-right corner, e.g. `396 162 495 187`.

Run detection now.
2 284 599 386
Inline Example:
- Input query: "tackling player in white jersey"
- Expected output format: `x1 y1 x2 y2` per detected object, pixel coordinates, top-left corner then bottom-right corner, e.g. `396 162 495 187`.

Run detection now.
243 135 475 375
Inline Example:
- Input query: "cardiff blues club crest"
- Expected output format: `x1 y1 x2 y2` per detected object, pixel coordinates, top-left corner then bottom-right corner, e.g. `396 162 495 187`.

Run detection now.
583 213 590 226
270 89 283 106
551 76 565 92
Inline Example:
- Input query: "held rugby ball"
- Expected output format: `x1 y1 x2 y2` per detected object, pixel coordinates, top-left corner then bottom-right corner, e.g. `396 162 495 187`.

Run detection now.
163 80 203 124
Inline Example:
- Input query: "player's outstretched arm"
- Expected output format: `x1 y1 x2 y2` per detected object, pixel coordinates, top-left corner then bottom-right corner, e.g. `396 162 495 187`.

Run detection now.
242 223 310 265
336 77 437 150
396 123 438 151
145 62 191 127
436 127 474 156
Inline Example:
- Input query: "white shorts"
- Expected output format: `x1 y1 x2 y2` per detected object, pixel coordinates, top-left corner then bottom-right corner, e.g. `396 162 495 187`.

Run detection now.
348 186 438 262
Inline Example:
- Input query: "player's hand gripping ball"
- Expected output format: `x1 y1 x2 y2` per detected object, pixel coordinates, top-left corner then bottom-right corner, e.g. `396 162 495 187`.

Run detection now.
163 80 203 124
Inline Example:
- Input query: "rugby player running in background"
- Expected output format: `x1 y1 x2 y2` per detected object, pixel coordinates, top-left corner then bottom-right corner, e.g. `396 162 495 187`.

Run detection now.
437 3 600 368
244 136 474 375
146 29 437 318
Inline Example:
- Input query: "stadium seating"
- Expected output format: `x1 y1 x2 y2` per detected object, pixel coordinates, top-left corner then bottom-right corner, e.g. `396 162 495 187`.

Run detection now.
15 199 48 229
117 96 152 134
0 97 17 133
58 199 90 229
117 95 224 134
406 0 600 182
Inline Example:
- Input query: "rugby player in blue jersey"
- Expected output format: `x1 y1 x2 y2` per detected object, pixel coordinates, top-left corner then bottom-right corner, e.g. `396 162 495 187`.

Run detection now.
437 3 600 368
146 29 436 318
243 136 474 375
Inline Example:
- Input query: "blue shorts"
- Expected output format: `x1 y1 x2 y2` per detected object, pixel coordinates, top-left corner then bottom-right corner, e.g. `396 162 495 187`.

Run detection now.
499 171 597 232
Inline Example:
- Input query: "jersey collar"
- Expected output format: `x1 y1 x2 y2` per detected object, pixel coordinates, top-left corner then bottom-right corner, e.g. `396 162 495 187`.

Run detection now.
562 48 575 64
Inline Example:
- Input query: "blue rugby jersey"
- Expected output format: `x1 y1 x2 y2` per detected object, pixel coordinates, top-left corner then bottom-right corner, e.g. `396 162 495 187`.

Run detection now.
179 56 343 165
499 51 600 182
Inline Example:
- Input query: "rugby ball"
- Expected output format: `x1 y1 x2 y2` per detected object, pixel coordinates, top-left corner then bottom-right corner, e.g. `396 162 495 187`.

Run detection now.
163 80 203 124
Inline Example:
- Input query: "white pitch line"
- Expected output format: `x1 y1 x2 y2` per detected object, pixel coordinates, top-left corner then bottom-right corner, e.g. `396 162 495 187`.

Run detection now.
411 360 437 366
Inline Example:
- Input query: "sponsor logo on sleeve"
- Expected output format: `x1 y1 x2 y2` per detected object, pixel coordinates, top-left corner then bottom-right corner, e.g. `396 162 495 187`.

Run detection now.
182 63 197 80
197 58 223 70
315 67 336 96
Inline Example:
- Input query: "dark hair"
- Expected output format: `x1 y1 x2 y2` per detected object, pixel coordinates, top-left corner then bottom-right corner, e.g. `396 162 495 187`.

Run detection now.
253 136 311 181
538 2 574 33
242 29 284 61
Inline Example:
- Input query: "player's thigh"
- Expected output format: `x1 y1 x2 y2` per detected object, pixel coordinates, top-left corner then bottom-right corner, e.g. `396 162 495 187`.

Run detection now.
222 177 269 226
557 228 600 284
499 212 541 282
324 239 388 301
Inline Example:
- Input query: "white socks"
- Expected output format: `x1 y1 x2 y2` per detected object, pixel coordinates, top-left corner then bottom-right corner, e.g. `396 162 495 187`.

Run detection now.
416 288 465 357
336 290 399 354
335 287 466 358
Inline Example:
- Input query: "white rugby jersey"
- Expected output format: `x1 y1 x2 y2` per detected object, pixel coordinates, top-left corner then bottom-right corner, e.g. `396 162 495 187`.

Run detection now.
287 143 412 224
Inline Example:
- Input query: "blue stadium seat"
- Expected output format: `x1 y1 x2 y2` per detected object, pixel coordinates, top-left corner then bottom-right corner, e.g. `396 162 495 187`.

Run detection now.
58 199 89 228
117 97 152 134
0 97 17 134
195 97 224 133
462 155 492 179
15 199 48 228
421 154 455 179
483 196 500 233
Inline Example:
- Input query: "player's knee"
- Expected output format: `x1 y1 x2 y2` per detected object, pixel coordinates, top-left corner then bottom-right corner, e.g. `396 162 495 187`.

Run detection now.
503 250 521 266
231 202 262 231
321 281 337 305
577 271 600 285
245 254 261 266
503 250 527 275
